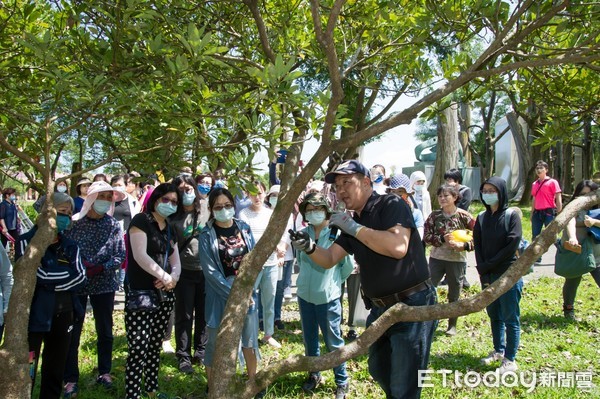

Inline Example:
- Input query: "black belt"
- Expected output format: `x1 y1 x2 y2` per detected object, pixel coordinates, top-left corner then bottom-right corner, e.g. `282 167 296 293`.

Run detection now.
370 280 432 308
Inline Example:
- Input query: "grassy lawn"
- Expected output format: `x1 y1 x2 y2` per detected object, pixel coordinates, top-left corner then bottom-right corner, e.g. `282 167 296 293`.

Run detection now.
36 275 599 398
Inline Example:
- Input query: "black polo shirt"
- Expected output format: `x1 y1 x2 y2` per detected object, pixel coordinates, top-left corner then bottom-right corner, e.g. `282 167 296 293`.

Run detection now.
335 193 429 299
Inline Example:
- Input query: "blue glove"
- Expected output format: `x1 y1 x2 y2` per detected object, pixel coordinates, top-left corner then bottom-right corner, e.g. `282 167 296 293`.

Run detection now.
288 230 315 254
330 213 364 237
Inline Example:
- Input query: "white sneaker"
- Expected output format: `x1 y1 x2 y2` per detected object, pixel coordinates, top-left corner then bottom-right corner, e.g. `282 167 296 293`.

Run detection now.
162 340 175 354
263 336 282 349
283 287 293 299
481 350 504 365
497 359 518 374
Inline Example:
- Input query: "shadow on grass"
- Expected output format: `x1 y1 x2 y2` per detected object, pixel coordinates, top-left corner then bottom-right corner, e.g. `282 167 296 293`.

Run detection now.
520 312 596 331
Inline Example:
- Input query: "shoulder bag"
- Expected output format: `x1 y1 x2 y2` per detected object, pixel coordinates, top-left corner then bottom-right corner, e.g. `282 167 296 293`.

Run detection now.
554 237 596 279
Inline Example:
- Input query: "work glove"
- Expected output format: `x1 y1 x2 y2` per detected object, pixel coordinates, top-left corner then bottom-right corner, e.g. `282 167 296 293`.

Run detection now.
330 212 364 237
288 230 316 254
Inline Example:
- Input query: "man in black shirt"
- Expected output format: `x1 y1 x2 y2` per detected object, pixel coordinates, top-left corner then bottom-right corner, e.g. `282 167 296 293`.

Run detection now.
290 160 436 399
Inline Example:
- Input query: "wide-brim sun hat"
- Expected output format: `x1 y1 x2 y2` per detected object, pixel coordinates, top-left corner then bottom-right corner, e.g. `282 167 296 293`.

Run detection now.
73 181 127 220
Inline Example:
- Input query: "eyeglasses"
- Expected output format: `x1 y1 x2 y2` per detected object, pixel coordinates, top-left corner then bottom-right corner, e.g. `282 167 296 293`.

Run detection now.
481 190 497 194
212 204 234 211
160 197 178 206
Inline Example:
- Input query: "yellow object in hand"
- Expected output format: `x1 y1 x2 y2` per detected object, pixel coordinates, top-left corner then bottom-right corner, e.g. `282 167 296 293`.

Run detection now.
450 229 473 243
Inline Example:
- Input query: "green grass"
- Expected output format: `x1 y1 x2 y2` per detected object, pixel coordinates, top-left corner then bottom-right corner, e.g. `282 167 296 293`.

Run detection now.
33 276 600 398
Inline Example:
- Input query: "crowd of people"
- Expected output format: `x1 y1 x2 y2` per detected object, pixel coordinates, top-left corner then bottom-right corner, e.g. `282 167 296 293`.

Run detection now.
0 158 599 399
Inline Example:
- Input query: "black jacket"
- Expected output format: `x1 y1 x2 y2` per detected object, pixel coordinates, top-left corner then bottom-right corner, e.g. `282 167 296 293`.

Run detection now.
474 176 522 276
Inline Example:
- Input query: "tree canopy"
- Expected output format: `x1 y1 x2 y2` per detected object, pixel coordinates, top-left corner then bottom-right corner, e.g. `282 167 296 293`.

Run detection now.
0 0 599 397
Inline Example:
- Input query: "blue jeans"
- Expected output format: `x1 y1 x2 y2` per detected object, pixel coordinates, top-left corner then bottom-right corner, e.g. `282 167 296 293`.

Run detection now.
367 286 437 399
257 265 278 336
298 297 348 386
274 260 294 321
64 292 115 382
531 208 555 239
486 274 522 361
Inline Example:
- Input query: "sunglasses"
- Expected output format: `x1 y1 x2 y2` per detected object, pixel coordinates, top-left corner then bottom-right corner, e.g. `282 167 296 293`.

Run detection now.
159 197 178 206
212 204 233 212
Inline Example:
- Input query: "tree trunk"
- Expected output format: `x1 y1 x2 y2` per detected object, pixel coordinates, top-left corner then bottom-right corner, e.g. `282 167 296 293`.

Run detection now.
458 102 471 167
582 117 593 179
429 104 460 199
0 201 57 399
562 142 573 195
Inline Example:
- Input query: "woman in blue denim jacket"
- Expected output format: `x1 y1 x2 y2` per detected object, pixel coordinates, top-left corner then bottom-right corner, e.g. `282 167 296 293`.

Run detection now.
199 188 262 397
295 193 353 399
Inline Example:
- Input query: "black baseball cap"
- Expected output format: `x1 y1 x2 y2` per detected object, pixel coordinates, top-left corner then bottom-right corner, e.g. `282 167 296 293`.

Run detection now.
324 160 371 184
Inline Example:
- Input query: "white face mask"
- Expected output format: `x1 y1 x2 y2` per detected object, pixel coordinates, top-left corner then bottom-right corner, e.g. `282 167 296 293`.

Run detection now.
57 185 67 193
269 197 278 208
414 184 424 193
305 210 326 226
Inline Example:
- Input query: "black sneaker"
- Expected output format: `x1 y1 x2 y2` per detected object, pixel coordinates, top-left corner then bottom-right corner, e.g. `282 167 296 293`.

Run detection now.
178 358 193 374
259 320 264 332
192 353 204 366
274 319 285 330
345 329 358 341
335 383 348 399
301 373 322 393
96 374 114 391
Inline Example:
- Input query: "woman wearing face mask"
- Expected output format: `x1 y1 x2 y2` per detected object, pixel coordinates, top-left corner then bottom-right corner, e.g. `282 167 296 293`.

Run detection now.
410 171 432 222
0 187 20 252
62 181 127 398
474 176 523 374
17 192 86 399
295 193 353 398
33 180 73 214
199 187 264 398
423 184 475 336
170 175 208 373
124 183 182 399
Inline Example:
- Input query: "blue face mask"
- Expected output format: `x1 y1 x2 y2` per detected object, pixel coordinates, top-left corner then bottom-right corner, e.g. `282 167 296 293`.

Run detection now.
182 192 196 206
481 193 499 206
373 174 384 184
156 202 177 218
198 184 211 195
93 199 112 215
214 208 235 223
56 213 72 233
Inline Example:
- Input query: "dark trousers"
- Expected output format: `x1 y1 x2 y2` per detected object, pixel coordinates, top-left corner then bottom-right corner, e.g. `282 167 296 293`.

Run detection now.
64 292 115 382
174 270 207 361
30 311 74 399
345 273 361 328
